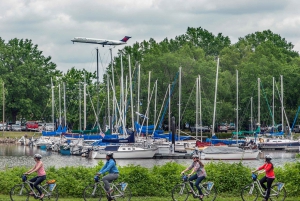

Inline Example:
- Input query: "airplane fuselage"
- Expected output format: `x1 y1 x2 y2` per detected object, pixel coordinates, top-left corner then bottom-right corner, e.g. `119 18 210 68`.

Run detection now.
71 37 128 46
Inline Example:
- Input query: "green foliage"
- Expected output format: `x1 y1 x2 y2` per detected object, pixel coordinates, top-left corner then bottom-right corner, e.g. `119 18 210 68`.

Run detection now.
1 161 300 198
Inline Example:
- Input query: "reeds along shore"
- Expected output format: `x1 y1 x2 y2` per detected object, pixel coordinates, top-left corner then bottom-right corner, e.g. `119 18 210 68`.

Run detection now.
0 137 17 144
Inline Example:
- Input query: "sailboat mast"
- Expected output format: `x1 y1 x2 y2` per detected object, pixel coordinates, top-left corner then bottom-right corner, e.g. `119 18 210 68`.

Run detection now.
84 71 86 130
251 97 253 132
79 81 81 131
2 82 4 136
63 82 67 128
109 48 115 130
51 78 54 131
236 70 239 143
146 71 151 136
196 77 198 139
137 64 140 124
59 84 61 126
272 77 275 128
281 75 284 132
154 80 157 128
258 78 260 131
199 75 202 142
212 58 220 136
96 48 99 121
128 55 134 130
107 74 110 130
168 84 171 132
178 67 181 139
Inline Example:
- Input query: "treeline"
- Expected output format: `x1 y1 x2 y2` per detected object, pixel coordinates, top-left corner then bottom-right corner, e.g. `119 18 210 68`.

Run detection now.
0 27 300 130
1 161 300 197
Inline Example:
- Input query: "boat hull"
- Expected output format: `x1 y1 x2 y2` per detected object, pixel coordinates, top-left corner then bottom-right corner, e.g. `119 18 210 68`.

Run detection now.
93 148 158 159
201 150 260 160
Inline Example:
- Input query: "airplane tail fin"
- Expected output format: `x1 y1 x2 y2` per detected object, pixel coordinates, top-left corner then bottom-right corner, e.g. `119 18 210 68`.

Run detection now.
120 36 131 42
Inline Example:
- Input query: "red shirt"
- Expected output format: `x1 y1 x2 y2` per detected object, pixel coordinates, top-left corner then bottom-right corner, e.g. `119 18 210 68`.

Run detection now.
258 163 275 178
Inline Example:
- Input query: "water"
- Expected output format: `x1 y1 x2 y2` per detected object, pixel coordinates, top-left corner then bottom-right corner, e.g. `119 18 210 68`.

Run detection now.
0 145 298 170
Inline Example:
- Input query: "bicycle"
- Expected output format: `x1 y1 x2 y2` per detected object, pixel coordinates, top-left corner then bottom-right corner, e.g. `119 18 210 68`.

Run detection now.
171 174 217 201
241 173 286 201
83 175 131 201
10 174 59 201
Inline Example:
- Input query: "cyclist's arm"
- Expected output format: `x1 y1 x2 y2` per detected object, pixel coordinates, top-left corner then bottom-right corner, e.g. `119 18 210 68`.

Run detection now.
27 163 43 174
99 161 114 174
181 166 192 174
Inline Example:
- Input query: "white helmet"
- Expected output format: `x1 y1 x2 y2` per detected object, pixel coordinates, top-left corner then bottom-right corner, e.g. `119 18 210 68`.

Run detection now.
265 155 272 160
106 151 113 157
192 154 199 158
34 154 42 159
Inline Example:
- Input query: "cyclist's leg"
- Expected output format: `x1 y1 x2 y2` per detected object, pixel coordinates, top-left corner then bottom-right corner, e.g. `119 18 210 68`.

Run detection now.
188 174 197 191
195 176 205 196
265 177 275 200
102 173 119 192
33 175 46 196
29 176 38 193
259 176 267 191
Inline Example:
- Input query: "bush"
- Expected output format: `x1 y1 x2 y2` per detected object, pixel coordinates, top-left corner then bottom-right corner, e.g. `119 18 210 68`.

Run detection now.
1 161 299 197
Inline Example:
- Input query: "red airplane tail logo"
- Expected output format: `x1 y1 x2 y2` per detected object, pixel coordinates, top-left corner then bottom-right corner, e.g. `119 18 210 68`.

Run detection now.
120 36 131 42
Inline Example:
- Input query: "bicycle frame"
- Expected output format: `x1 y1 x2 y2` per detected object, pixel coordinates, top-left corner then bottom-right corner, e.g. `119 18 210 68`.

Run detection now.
183 180 213 197
248 178 282 197
22 180 51 197
92 180 127 199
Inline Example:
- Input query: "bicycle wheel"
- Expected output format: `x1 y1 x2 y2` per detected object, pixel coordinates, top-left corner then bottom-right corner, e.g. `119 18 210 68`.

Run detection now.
10 184 30 201
202 183 217 201
241 184 258 201
270 184 286 201
172 183 189 201
42 184 59 201
83 184 103 201
112 183 131 201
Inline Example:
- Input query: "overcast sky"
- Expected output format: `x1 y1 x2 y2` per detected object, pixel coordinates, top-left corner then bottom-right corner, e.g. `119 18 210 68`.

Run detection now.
1 0 300 81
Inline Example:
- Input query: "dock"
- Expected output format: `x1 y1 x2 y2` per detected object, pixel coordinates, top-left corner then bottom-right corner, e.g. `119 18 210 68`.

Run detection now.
153 153 192 159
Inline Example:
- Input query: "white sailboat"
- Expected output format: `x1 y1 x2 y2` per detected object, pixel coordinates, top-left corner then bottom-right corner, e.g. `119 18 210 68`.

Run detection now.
202 66 259 160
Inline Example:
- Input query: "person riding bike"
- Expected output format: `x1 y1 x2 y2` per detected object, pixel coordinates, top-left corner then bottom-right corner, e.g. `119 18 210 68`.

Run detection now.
24 154 46 199
252 155 275 201
96 152 119 199
181 154 206 200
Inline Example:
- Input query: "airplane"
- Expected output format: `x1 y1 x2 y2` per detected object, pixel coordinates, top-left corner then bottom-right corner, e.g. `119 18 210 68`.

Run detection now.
71 36 131 47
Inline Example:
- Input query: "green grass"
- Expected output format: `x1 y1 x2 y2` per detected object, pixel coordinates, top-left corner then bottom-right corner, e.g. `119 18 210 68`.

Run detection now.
0 194 299 201
0 131 41 139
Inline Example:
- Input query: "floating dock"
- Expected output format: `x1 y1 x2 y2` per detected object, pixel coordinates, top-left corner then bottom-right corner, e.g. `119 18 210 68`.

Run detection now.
153 153 192 159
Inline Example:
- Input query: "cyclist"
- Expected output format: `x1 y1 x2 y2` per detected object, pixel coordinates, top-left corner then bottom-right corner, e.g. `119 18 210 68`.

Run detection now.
181 154 206 200
252 155 275 201
97 152 119 197
24 154 46 199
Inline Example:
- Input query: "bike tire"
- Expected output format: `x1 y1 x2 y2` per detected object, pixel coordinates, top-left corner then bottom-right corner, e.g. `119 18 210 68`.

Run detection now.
10 184 30 201
83 184 103 201
111 183 131 201
241 184 258 201
171 183 189 201
42 184 59 201
202 183 217 201
270 184 286 201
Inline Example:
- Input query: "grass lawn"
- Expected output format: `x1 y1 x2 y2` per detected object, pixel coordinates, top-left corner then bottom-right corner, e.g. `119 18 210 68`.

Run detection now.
0 194 299 201
0 131 41 139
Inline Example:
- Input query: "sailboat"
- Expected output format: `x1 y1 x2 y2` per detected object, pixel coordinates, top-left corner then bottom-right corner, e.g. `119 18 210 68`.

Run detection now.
201 66 259 160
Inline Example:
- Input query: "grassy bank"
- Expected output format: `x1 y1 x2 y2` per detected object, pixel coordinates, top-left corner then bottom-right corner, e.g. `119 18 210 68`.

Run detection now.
0 194 299 201
0 131 41 139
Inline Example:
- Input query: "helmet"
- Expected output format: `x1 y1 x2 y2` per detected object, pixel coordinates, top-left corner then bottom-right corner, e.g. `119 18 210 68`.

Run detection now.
106 152 113 157
265 155 272 160
34 154 42 159
192 154 199 158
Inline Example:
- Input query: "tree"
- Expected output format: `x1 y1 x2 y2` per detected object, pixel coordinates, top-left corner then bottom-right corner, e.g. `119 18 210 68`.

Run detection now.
0 38 61 122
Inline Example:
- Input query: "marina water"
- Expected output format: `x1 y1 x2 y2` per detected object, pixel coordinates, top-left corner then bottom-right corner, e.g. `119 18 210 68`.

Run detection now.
0 144 297 170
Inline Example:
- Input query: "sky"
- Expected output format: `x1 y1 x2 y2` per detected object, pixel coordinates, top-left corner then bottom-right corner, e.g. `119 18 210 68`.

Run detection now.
1 0 300 81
